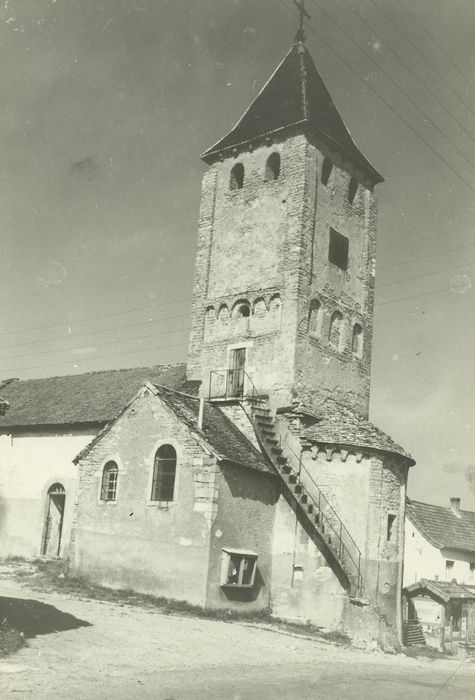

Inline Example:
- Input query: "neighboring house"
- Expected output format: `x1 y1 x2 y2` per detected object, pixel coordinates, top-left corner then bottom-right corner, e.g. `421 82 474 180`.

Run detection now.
1 30 415 645
0 364 192 559
404 497 475 586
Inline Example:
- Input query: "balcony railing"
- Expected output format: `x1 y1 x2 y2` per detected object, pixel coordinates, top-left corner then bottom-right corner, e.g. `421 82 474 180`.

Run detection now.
208 369 258 401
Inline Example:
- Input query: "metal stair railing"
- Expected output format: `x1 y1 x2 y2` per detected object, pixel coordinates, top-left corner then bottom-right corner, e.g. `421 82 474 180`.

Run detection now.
207 369 363 593
276 434 363 594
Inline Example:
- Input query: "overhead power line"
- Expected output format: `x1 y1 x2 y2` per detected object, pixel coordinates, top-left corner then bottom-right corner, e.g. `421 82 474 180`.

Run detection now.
377 259 475 289
309 0 475 169
376 0 475 122
378 240 475 271
0 325 190 364
0 297 190 338
277 0 475 195
2 340 188 375
375 284 453 307
396 0 475 96
337 0 475 152
0 312 191 352
378 224 475 255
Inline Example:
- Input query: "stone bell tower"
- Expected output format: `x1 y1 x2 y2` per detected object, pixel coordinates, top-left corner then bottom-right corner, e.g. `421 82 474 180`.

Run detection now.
187 34 383 418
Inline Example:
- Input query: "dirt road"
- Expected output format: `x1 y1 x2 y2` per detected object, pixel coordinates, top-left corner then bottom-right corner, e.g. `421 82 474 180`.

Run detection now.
1 566 474 699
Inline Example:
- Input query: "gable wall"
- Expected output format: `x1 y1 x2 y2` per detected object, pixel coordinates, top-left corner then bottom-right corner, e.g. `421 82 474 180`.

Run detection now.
404 517 475 586
71 390 219 606
0 428 96 558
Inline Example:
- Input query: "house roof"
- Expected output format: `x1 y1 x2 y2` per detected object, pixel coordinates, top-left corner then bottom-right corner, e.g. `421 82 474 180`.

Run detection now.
406 498 475 552
300 397 414 465
154 386 273 475
0 364 194 429
202 42 383 183
75 383 273 477
404 579 475 604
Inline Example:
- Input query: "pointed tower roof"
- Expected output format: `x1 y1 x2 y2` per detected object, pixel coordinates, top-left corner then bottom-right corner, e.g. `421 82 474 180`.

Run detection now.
202 42 383 184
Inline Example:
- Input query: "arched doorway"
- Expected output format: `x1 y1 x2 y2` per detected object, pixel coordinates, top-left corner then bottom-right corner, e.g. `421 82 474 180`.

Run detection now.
41 483 66 557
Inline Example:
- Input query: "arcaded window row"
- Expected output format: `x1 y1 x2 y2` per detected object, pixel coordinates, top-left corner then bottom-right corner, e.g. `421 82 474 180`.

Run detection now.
308 299 364 356
229 152 281 190
229 153 359 205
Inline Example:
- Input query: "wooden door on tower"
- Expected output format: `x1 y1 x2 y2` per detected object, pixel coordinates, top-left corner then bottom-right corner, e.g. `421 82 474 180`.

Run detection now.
229 347 246 397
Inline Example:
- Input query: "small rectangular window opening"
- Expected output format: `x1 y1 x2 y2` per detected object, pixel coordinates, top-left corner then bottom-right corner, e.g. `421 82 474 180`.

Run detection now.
386 513 396 542
446 560 454 571
328 228 349 271
220 549 257 588
469 563 475 581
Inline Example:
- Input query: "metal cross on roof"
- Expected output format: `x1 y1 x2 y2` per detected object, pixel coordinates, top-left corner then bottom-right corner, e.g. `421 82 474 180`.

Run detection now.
294 0 311 43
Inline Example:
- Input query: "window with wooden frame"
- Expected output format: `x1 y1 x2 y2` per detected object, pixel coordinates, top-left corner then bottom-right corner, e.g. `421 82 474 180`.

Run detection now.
220 548 258 588
151 444 177 502
100 461 118 502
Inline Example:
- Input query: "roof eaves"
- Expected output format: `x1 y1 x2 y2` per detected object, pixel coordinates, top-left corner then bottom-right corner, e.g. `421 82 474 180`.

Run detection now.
73 384 155 464
405 500 445 549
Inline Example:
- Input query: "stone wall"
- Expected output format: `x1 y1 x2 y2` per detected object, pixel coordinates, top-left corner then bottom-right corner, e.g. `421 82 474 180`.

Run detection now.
71 389 219 606
187 134 377 416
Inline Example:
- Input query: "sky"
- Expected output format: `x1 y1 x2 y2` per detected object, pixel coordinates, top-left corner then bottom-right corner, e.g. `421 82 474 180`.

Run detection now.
0 0 474 508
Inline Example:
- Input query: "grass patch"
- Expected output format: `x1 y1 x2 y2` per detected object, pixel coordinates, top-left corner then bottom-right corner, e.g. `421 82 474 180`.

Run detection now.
5 558 350 645
400 644 455 659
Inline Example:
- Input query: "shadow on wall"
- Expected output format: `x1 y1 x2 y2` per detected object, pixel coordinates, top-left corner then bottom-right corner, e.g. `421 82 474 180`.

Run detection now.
0 597 91 639
223 466 279 507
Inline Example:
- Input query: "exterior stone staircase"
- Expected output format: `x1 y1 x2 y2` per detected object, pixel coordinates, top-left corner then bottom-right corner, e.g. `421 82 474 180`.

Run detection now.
403 620 426 646
247 398 363 598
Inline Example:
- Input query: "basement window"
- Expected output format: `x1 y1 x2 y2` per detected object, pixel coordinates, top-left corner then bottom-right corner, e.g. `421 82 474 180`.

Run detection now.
220 548 258 588
328 228 349 271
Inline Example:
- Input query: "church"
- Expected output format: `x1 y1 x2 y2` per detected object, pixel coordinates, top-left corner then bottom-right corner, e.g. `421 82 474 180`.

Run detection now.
0 24 414 645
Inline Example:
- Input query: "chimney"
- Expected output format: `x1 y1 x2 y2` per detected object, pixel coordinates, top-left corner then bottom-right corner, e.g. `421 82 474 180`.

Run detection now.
198 398 204 431
450 497 461 517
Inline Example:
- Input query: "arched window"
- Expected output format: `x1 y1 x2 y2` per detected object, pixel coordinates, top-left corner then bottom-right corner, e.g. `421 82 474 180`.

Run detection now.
151 444 177 502
234 301 250 318
307 299 321 336
230 162 244 190
265 152 281 181
348 177 358 204
101 461 118 502
204 306 215 338
352 323 363 357
329 311 344 350
321 157 332 185
269 294 281 329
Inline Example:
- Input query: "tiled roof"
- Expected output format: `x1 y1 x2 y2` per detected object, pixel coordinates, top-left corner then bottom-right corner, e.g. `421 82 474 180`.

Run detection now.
202 42 383 183
404 579 475 603
406 498 475 552
155 386 273 475
0 364 194 428
300 397 414 464
75 384 273 476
